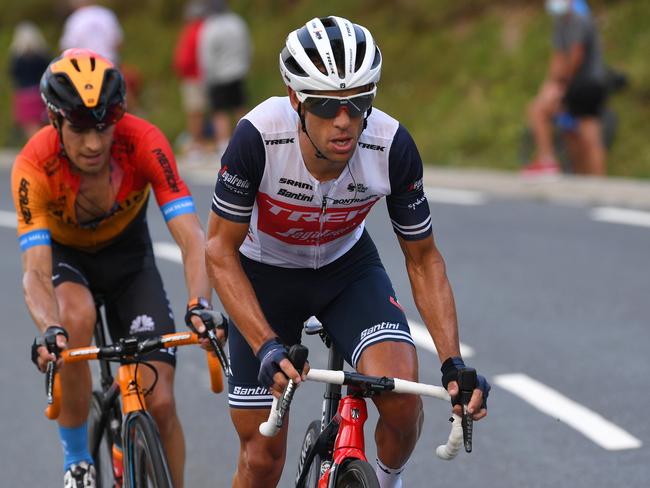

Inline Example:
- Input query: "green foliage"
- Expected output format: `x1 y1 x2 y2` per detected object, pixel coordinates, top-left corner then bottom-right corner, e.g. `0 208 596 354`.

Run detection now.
1 0 648 176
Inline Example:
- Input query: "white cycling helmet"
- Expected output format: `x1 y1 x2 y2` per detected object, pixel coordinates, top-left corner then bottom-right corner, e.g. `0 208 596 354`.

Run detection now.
279 16 382 92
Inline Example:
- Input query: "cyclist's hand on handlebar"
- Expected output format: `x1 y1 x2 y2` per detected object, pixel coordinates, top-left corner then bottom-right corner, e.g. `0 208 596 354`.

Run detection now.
184 297 228 351
31 325 68 373
441 356 490 421
256 338 308 397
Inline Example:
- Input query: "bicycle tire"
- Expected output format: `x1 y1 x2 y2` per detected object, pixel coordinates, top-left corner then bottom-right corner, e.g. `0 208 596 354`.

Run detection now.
88 391 120 488
296 420 323 487
123 411 173 488
335 459 379 488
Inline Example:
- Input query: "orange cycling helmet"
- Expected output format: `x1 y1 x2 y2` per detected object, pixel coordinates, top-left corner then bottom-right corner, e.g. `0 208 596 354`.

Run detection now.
40 48 126 129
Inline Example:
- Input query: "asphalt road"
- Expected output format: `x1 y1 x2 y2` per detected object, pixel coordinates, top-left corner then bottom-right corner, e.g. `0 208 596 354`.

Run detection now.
1 164 648 487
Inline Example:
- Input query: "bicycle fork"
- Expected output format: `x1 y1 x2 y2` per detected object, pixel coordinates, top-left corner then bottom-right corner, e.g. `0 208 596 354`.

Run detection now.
320 395 369 488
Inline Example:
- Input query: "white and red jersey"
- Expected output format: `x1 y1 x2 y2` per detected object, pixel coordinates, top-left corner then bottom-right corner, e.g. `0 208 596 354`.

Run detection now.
211 96 431 269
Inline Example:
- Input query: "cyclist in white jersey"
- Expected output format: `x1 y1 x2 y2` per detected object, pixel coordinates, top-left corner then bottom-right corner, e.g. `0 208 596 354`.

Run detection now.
205 16 490 488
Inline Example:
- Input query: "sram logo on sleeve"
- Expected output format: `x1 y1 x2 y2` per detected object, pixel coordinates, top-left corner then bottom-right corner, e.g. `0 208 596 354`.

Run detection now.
256 192 379 245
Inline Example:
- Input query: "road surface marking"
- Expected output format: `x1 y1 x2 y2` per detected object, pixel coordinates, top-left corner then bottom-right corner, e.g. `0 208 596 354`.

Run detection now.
494 373 642 451
591 207 650 228
0 211 17 229
425 187 486 206
152 241 477 359
409 319 475 358
153 241 182 263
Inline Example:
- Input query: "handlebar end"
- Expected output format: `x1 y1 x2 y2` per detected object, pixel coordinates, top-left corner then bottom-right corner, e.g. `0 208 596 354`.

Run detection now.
259 421 279 437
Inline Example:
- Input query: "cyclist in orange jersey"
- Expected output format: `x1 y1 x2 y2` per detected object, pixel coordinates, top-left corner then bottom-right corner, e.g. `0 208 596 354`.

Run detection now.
12 48 217 488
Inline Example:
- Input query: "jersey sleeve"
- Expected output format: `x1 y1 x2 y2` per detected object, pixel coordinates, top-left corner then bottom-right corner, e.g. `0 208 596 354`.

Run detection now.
211 119 265 223
138 125 196 222
553 16 588 51
386 125 432 241
11 156 53 251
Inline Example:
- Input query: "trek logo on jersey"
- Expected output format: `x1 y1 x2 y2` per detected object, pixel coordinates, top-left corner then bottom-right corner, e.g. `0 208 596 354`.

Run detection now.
257 192 378 245
152 148 180 192
219 165 251 195
265 138 295 145
18 178 32 224
408 178 423 192
129 314 155 334
358 141 385 152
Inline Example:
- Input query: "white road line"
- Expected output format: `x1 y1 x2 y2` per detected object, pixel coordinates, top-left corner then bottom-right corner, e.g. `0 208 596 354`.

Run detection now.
591 206 650 228
0 210 17 229
494 373 642 451
425 186 486 206
152 241 477 359
409 319 475 358
153 241 182 263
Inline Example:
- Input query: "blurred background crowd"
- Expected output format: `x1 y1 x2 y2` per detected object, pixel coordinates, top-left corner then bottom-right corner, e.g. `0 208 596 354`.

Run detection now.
1 0 648 177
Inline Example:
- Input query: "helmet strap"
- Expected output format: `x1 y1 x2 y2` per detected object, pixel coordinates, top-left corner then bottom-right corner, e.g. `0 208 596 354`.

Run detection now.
297 103 327 160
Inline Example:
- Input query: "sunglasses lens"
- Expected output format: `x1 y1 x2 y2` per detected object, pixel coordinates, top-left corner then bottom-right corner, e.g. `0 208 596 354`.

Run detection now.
304 94 374 118
66 103 125 129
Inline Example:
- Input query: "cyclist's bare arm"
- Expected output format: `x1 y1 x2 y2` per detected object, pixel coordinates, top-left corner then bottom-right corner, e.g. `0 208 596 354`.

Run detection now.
21 245 67 369
166 212 213 332
205 213 301 390
398 235 486 419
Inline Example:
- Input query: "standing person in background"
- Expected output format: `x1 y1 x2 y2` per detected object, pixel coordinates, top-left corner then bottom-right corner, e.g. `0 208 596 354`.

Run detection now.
59 0 123 65
173 0 210 160
199 0 252 159
9 22 51 140
523 0 608 176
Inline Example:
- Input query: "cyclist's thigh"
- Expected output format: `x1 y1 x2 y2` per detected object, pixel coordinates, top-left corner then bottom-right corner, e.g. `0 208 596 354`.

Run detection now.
140 360 176 407
51 245 96 345
318 264 415 371
105 265 177 366
227 255 307 410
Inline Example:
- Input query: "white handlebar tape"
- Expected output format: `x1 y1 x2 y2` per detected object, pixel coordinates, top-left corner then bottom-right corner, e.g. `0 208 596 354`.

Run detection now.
435 414 463 460
259 396 281 437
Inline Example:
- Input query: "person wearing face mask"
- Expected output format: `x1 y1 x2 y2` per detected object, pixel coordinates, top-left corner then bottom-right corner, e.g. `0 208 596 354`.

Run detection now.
523 0 608 176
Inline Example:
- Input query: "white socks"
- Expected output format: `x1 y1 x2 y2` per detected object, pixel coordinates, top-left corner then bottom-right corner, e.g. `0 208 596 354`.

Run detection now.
375 457 405 488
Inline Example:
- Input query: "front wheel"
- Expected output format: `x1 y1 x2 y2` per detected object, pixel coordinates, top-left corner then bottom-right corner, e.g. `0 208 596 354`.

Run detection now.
88 391 121 488
296 420 324 487
335 459 379 488
123 412 173 488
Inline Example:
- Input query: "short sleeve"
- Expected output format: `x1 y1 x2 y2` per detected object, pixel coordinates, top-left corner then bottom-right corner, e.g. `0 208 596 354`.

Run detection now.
386 125 432 241
211 119 265 223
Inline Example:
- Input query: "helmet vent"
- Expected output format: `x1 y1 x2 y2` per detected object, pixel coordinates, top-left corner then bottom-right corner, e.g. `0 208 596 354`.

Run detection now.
90 57 96 71
371 46 381 69
320 17 336 28
70 58 81 72
353 26 367 71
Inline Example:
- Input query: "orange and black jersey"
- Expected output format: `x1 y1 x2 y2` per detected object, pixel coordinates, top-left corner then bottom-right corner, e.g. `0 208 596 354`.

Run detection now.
12 113 195 252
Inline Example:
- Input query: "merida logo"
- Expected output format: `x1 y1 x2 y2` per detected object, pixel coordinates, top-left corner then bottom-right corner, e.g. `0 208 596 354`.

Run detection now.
19 178 32 224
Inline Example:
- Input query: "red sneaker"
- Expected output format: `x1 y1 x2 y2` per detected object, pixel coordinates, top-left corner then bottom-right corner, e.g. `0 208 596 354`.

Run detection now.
521 159 561 177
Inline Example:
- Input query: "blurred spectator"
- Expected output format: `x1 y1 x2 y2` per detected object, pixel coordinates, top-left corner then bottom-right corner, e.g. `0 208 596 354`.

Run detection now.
60 0 144 113
60 0 123 64
199 0 252 157
523 0 608 176
9 22 51 139
173 0 210 157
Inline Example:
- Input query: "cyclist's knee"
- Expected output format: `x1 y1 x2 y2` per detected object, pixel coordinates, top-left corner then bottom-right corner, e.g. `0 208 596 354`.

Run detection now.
376 392 423 430
239 439 285 482
148 394 178 435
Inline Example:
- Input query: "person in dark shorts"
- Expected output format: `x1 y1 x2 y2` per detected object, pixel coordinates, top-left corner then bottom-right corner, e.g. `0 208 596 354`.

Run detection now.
206 16 490 487
199 0 252 157
524 0 608 176
12 49 217 488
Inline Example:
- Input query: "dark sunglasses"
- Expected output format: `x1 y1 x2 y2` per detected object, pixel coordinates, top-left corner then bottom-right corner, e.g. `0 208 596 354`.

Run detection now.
298 87 376 119
63 102 126 130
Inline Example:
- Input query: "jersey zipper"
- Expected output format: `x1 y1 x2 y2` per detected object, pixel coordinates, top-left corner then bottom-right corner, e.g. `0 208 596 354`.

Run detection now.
315 195 328 269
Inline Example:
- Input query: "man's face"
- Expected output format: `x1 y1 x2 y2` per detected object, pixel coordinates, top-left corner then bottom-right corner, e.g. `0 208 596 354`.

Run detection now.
290 86 372 164
58 118 115 173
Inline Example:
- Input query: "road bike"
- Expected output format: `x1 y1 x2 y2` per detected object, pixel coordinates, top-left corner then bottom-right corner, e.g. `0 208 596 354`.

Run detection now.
259 318 477 487
43 304 229 488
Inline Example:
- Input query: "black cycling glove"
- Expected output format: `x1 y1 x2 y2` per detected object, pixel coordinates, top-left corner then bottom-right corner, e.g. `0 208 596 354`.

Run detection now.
256 338 289 388
31 325 69 368
184 297 211 332
441 356 491 408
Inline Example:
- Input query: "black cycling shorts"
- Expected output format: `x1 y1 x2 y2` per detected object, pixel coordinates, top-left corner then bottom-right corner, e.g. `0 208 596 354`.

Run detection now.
564 79 607 118
207 79 247 111
227 230 415 409
51 212 177 366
